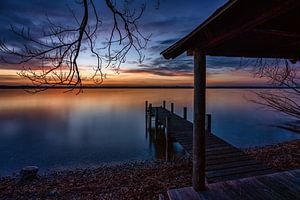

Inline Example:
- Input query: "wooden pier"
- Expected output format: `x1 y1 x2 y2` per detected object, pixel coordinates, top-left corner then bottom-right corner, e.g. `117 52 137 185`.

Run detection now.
146 102 275 183
168 169 300 200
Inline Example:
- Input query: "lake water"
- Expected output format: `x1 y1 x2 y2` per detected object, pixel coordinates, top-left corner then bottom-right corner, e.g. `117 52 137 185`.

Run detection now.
0 89 299 175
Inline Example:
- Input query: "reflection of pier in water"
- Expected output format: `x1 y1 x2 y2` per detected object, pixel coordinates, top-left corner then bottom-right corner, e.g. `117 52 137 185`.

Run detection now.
145 107 186 161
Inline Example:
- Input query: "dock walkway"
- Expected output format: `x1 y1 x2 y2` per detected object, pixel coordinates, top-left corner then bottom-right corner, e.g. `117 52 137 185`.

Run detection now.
168 169 300 200
148 105 275 183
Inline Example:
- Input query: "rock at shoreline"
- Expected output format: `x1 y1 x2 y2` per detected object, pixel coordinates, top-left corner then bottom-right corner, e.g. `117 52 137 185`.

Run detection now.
19 166 39 183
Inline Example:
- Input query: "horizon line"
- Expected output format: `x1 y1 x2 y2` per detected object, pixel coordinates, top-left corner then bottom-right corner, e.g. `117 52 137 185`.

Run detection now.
0 85 297 89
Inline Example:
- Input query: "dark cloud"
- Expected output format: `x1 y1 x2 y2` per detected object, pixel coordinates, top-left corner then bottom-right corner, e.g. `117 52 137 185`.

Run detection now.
122 56 193 77
0 0 235 77
159 38 180 45
127 53 248 77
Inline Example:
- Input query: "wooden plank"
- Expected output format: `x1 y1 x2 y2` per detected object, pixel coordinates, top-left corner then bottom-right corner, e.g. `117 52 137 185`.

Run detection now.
206 164 269 179
206 152 245 161
210 169 276 183
255 173 299 199
206 155 254 166
205 148 239 156
206 159 259 171
168 187 203 200
168 170 300 200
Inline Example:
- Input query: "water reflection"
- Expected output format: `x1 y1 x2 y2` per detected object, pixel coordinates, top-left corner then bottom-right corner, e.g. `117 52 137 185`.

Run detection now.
0 89 299 175
146 117 186 161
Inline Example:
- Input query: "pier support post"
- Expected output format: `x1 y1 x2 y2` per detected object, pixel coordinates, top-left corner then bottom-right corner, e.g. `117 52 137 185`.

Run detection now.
155 107 158 134
148 103 152 132
183 107 187 120
193 49 206 191
145 101 148 129
165 116 170 161
171 103 174 113
207 114 211 134
163 100 166 109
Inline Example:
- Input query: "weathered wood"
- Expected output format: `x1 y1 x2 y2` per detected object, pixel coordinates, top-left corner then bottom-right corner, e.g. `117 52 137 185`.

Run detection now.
206 114 211 133
183 107 187 120
145 101 148 130
193 49 206 191
148 103 152 132
155 107 158 134
168 170 300 200
171 103 174 113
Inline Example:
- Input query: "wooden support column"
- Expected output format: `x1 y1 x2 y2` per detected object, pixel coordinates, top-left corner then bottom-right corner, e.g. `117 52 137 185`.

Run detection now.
193 49 206 191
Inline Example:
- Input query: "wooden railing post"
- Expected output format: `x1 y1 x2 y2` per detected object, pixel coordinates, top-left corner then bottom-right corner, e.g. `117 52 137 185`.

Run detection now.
171 103 174 113
183 107 187 120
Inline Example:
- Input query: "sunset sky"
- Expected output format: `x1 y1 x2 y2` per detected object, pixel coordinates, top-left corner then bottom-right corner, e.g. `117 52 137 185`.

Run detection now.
0 0 270 87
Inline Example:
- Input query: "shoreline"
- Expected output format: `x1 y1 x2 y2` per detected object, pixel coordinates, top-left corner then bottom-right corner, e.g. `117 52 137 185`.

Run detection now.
245 139 300 170
1 156 193 200
1 140 299 199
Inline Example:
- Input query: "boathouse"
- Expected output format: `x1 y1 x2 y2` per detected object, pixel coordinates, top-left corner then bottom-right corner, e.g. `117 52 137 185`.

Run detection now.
160 0 300 196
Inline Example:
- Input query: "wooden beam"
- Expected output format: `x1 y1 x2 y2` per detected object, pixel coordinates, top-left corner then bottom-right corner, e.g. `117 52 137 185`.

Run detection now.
252 29 300 39
193 49 206 191
203 0 297 50
187 49 194 56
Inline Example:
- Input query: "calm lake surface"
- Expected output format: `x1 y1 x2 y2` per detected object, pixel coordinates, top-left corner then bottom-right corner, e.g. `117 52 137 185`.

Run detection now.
0 89 299 175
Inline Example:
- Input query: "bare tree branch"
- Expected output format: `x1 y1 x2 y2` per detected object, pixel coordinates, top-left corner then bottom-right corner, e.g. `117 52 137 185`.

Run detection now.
248 58 300 131
0 0 153 93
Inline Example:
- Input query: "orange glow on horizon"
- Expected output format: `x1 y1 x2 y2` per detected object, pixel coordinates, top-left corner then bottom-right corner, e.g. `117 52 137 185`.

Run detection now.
0 68 269 87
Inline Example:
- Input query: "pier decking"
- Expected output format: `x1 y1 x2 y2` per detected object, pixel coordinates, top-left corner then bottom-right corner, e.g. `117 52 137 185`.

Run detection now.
168 169 300 200
147 105 275 183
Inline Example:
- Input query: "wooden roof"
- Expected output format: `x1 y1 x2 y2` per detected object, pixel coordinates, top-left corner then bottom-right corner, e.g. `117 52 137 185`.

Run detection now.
161 0 300 60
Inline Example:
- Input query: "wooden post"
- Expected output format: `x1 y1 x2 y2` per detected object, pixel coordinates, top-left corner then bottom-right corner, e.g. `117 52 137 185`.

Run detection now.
145 101 148 137
155 107 158 134
183 107 187 120
171 103 174 113
163 100 166 109
165 116 170 161
145 101 148 127
193 49 206 191
207 114 211 134
149 103 152 131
